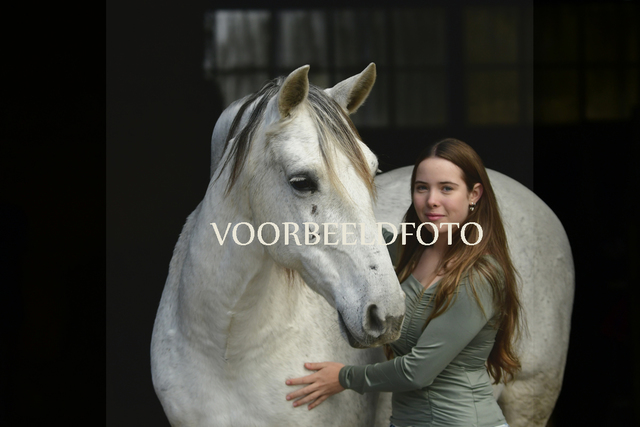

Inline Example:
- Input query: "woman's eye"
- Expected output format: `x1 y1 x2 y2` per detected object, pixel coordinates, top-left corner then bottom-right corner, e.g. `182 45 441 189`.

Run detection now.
289 176 318 193
442 186 453 192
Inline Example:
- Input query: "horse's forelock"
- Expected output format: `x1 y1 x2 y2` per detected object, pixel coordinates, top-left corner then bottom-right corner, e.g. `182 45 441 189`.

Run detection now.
217 77 375 200
307 86 376 200
217 77 284 194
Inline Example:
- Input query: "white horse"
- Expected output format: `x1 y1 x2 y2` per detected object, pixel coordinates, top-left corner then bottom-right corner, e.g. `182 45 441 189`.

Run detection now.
151 64 406 426
152 63 575 427
374 168 575 427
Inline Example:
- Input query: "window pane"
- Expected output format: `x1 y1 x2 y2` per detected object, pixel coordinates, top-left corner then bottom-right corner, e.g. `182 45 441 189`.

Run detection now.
522 5 533 124
333 9 388 68
217 73 269 108
393 8 446 67
523 67 533 124
586 69 618 120
584 3 638 63
523 4 533 65
308 73 330 91
465 6 519 64
623 68 639 119
276 11 328 69
466 70 519 125
623 5 639 62
206 10 271 72
394 72 446 127
533 5 578 63
337 72 389 128
204 12 215 75
534 70 579 124
586 68 638 121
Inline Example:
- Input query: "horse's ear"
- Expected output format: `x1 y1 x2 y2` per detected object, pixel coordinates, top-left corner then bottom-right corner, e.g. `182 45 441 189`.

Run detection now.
278 65 310 118
325 63 376 114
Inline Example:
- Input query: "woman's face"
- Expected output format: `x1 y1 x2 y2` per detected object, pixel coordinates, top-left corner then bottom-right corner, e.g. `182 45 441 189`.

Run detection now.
412 157 482 234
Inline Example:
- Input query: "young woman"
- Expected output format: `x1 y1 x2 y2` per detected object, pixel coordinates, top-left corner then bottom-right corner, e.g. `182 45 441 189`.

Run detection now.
285 138 522 427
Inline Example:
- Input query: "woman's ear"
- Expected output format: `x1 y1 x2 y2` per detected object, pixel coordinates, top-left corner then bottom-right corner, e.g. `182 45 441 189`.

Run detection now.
470 183 483 204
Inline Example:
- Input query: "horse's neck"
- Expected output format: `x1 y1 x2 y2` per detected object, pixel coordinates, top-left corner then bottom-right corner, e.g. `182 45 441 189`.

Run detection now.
223 267 328 363
176 184 325 363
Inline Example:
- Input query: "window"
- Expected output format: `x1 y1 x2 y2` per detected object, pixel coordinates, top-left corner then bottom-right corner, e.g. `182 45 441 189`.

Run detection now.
464 5 532 125
534 3 639 123
204 5 534 128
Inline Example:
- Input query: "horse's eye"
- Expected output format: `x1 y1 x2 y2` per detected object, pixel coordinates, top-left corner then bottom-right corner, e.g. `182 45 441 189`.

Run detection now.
289 176 317 193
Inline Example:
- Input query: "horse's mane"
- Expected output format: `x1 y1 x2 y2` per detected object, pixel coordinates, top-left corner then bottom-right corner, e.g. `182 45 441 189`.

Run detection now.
215 77 375 199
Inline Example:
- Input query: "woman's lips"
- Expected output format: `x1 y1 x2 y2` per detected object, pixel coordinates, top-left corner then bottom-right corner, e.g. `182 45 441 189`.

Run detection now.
426 214 444 221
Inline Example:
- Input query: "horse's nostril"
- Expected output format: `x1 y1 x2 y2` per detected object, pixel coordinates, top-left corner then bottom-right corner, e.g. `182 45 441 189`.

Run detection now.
365 304 385 336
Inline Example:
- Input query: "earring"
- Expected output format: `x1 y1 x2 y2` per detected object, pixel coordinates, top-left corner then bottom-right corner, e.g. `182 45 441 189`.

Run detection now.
469 202 476 212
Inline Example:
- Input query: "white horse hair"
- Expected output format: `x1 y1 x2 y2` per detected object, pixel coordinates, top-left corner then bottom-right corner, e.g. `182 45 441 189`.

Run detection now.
152 64 406 426
151 63 575 427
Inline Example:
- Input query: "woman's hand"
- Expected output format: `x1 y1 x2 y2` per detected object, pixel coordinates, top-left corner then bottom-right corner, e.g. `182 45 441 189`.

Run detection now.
285 362 345 410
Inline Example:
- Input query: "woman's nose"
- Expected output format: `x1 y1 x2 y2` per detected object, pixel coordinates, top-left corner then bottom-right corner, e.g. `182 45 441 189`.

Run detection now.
427 193 439 207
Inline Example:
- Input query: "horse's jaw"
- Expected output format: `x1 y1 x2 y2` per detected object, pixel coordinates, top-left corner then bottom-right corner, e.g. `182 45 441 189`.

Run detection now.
291 258 405 349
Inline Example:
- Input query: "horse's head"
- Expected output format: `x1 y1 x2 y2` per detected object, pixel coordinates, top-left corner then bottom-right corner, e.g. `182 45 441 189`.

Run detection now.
213 64 405 348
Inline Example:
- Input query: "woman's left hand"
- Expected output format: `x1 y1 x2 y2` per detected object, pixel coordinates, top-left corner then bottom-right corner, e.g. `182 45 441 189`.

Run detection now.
285 362 345 410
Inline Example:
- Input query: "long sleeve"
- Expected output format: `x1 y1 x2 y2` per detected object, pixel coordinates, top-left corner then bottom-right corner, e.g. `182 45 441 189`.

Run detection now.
339 274 496 394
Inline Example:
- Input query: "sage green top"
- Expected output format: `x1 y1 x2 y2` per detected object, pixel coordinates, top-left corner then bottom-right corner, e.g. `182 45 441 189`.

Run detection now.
338 230 507 427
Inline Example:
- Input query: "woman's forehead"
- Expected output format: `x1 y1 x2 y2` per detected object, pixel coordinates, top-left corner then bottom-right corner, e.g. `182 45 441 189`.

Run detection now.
415 157 464 183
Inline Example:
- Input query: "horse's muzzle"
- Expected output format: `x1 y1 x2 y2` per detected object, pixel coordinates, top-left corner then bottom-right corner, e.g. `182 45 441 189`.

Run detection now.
338 308 404 349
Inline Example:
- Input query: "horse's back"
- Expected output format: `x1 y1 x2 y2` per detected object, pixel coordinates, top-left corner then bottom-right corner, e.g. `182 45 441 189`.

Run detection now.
374 166 575 427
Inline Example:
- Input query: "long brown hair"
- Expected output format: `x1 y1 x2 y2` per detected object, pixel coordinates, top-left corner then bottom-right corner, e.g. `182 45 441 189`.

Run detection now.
394 138 522 384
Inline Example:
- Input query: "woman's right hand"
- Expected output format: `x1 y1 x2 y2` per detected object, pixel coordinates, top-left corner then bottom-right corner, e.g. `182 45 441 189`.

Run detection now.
285 362 345 410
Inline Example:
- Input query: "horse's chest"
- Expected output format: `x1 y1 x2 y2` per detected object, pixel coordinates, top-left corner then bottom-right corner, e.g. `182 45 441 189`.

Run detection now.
206 367 370 426
195 343 378 425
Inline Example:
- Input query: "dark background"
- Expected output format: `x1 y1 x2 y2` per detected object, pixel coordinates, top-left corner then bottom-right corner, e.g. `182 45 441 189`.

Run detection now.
0 2 104 425
2 0 638 425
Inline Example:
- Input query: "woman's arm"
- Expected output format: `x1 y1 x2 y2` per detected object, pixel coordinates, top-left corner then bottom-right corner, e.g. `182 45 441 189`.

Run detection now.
340 277 495 393
285 274 496 409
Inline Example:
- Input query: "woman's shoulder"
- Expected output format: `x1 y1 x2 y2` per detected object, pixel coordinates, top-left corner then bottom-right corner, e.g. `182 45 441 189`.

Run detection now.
456 255 506 319
480 254 502 272
463 254 505 290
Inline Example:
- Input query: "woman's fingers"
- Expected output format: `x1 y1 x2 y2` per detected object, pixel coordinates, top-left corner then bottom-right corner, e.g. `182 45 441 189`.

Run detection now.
292 390 321 407
284 362 328 387
304 362 326 370
286 384 316 401
285 373 315 386
285 362 344 408
307 393 330 410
